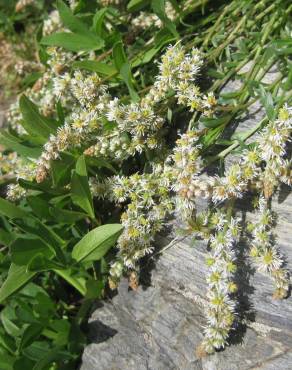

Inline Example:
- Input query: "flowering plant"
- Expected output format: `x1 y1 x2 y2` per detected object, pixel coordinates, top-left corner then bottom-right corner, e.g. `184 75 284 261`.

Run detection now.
0 0 291 367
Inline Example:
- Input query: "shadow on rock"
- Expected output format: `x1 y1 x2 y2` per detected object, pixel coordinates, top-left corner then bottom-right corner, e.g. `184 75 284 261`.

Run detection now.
87 318 118 344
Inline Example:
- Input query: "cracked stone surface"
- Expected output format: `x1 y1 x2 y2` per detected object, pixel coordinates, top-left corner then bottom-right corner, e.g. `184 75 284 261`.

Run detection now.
81 188 292 370
81 71 292 369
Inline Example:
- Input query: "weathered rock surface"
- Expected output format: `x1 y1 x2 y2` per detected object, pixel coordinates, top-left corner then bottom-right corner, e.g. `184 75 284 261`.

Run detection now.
81 187 292 370
81 70 292 370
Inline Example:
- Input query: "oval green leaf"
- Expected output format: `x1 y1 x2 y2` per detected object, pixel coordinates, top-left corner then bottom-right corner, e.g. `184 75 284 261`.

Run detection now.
72 224 123 263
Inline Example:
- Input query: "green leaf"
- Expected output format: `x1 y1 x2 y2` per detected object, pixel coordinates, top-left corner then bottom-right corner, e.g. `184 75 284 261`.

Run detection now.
132 46 162 68
0 130 41 158
15 304 38 325
154 27 176 47
12 357 35 370
0 329 16 354
256 85 275 121
151 0 178 38
10 237 55 266
49 319 70 346
92 8 107 36
127 0 150 12
27 196 53 219
0 229 16 247
75 153 88 179
200 115 230 128
38 46 50 64
56 100 65 125
0 348 16 369
51 152 76 187
32 347 73 370
132 29 176 68
19 95 56 142
22 341 50 362
207 68 225 79
49 194 70 206
71 155 94 218
112 41 127 71
72 60 117 76
21 72 43 89
120 63 139 102
57 0 89 35
272 39 292 47
41 32 104 52
68 321 86 353
85 156 117 174
34 292 55 317
53 268 86 296
27 254 63 272
220 91 240 99
0 264 36 303
49 207 87 223
113 42 139 101
19 324 43 351
14 219 66 264
1 307 21 337
19 283 49 299
85 279 104 299
201 125 225 147
0 197 28 219
72 223 123 263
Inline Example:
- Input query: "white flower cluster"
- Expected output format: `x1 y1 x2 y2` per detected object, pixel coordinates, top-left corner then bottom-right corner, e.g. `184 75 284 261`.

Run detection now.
131 12 163 30
6 158 36 201
249 197 290 299
33 44 212 183
7 48 75 135
171 130 213 220
0 152 35 201
46 47 74 76
212 151 261 203
200 214 240 354
85 133 131 160
212 106 292 203
43 10 63 36
131 2 177 31
155 45 216 115
70 71 107 109
35 124 80 183
259 105 292 198
90 166 174 285
35 71 109 182
86 45 215 160
168 107 291 355
6 102 26 135
68 0 78 10
99 97 163 155
0 152 20 176
14 60 41 76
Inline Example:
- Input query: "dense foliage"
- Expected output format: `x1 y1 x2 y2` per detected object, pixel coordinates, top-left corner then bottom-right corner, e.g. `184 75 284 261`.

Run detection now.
0 0 291 368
